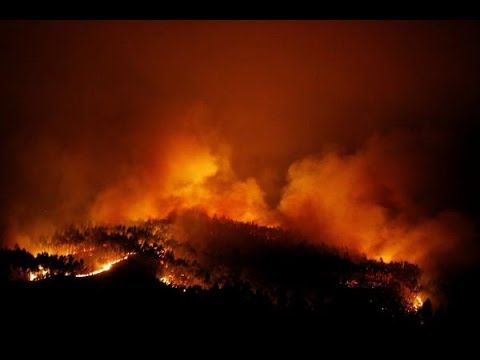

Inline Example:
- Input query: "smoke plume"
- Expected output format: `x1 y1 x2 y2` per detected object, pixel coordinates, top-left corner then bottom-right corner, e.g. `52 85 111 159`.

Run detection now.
1 21 479 279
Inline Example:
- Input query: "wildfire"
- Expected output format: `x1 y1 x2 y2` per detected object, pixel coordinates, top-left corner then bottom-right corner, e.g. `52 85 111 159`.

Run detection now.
159 275 173 286
158 272 198 288
412 295 424 312
75 254 133 278
26 253 133 281
28 266 50 281
16 217 427 318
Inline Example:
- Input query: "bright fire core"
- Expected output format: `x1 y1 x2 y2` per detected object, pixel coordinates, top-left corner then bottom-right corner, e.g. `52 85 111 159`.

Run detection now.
75 254 132 278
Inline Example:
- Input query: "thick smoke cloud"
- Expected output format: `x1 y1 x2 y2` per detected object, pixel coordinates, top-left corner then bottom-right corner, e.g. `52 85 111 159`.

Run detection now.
1 21 479 277
279 130 477 275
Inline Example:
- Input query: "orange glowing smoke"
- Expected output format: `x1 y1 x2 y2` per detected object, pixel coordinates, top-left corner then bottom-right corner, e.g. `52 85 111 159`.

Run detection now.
83 131 477 281
278 133 477 277
2 21 480 298
89 134 275 226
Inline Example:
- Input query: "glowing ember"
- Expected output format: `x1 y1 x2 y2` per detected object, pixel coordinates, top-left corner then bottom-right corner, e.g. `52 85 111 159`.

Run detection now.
412 295 424 311
28 266 50 281
159 275 172 285
75 254 132 278
158 274 185 288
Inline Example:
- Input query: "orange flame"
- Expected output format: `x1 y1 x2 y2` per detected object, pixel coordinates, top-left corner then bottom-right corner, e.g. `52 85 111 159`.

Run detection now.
75 254 132 278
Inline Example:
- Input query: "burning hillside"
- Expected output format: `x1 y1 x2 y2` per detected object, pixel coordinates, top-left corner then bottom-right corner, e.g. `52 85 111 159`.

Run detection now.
1 212 426 315
2 22 480 339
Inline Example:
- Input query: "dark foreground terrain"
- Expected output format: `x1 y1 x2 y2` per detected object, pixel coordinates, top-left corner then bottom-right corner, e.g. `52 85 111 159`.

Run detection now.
2 256 470 345
2 263 479 356
1 216 479 349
